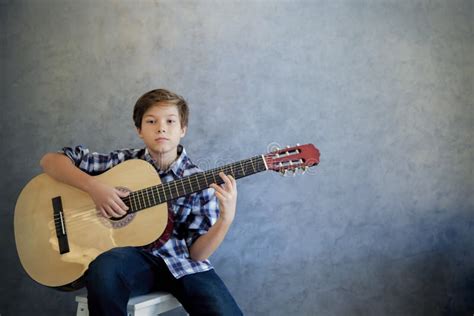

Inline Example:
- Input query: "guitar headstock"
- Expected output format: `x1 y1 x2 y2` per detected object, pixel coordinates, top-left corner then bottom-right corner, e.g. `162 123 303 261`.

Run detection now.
264 143 320 176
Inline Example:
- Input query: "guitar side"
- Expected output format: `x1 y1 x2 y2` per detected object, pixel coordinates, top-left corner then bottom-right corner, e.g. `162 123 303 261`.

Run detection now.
14 159 168 289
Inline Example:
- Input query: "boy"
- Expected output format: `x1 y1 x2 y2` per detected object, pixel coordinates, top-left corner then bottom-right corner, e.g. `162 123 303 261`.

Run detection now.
40 89 243 315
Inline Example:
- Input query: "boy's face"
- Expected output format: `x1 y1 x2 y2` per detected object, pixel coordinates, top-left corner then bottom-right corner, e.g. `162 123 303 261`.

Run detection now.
137 102 186 161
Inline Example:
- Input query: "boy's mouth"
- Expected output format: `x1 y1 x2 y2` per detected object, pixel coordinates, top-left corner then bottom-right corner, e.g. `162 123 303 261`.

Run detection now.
155 137 169 142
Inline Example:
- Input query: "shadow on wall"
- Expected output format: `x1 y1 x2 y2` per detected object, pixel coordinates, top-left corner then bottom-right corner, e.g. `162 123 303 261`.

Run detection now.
370 215 474 315
443 261 474 315
437 216 474 316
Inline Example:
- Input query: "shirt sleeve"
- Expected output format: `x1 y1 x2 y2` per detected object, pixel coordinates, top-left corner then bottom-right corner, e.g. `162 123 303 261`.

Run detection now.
185 188 220 247
59 145 141 175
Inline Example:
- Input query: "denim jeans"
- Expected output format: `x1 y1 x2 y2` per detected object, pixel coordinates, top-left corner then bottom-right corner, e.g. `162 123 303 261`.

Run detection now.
85 247 243 316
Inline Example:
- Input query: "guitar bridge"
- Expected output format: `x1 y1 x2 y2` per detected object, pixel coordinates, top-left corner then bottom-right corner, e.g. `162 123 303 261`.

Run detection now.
52 196 70 254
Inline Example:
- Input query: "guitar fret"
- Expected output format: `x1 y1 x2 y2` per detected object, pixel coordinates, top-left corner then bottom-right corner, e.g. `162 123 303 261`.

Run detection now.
135 191 141 210
239 161 246 176
219 168 224 182
195 174 201 188
165 185 170 199
157 186 162 204
151 189 156 207
238 162 244 177
151 187 157 206
233 163 239 178
250 158 257 173
149 189 154 207
140 191 146 209
173 181 179 197
129 194 135 212
132 193 137 211
224 165 230 176
168 183 174 199
145 189 151 208
136 191 141 210
188 177 193 192
165 183 171 200
134 193 139 211
161 185 168 202
140 190 146 209
180 179 186 197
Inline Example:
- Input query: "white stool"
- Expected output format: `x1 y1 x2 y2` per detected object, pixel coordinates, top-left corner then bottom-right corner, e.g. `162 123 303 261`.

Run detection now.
76 291 185 316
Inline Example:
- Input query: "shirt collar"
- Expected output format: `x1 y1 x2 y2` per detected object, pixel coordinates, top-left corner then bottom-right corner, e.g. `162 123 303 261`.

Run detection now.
144 144 188 177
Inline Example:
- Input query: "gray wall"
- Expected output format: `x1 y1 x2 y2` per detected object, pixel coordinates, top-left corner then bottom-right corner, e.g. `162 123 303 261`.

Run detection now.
1 0 473 315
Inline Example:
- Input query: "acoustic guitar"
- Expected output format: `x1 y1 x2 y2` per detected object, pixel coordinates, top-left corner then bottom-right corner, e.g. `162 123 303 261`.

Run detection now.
14 144 320 290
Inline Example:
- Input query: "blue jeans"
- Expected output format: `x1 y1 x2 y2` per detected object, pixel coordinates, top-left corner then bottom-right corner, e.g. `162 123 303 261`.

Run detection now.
85 247 243 316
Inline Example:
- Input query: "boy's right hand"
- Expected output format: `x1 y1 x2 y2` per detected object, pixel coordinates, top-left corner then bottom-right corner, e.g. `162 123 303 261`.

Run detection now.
86 180 130 218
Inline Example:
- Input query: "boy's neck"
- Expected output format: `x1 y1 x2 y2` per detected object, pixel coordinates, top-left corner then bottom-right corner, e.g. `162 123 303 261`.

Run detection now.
149 148 179 171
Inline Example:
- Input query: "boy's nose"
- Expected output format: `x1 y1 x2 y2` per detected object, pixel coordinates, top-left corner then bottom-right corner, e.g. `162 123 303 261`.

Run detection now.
156 125 166 133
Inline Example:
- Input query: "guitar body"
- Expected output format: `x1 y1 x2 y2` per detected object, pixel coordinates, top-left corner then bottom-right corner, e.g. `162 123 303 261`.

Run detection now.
14 159 168 290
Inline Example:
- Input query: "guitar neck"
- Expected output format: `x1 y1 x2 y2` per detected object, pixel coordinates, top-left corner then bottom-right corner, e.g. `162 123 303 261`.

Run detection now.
125 155 267 212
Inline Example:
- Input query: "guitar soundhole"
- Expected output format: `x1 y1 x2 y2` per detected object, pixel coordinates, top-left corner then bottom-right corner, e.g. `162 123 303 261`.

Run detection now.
107 212 135 228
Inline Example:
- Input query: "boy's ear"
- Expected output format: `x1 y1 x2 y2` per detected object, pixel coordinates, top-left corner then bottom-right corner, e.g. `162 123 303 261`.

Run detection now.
180 125 187 138
136 127 143 139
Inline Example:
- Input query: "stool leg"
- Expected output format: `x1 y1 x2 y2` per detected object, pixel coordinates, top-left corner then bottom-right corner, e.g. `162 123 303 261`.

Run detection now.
76 301 89 316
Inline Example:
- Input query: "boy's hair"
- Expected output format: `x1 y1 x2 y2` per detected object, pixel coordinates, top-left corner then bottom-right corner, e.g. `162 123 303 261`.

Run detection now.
133 89 189 129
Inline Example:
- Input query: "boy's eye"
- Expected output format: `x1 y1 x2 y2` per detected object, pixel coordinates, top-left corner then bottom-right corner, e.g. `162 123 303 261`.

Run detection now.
168 120 176 124
146 120 155 124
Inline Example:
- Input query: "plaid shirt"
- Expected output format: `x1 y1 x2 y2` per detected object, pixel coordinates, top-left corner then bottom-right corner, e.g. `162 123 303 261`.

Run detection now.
60 144 219 279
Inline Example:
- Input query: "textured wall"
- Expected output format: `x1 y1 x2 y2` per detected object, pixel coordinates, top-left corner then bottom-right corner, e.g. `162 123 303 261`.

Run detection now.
1 0 473 315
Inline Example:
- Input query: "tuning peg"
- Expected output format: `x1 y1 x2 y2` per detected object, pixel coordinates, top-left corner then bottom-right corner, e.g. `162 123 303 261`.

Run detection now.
301 167 307 175
301 166 308 174
278 162 285 176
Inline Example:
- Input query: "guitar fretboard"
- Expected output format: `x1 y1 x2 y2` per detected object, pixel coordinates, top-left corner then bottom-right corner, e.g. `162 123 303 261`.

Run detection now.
124 155 267 213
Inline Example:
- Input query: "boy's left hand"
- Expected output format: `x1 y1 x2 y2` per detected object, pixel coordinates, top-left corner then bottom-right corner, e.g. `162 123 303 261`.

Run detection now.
210 172 237 224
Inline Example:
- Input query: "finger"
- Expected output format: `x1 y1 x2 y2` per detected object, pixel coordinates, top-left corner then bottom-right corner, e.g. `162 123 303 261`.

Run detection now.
99 207 110 218
219 172 233 189
210 184 230 201
116 189 130 198
215 187 231 200
210 183 226 196
110 200 127 215
104 204 122 218
215 174 231 193
226 174 237 193
114 194 129 211
214 190 225 201
228 174 236 187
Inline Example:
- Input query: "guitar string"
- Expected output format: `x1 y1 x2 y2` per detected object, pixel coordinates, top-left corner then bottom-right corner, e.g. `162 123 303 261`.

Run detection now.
54 158 267 232
59 157 265 225
52 155 280 232
128 156 265 208
60 157 268 229
53 158 270 231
